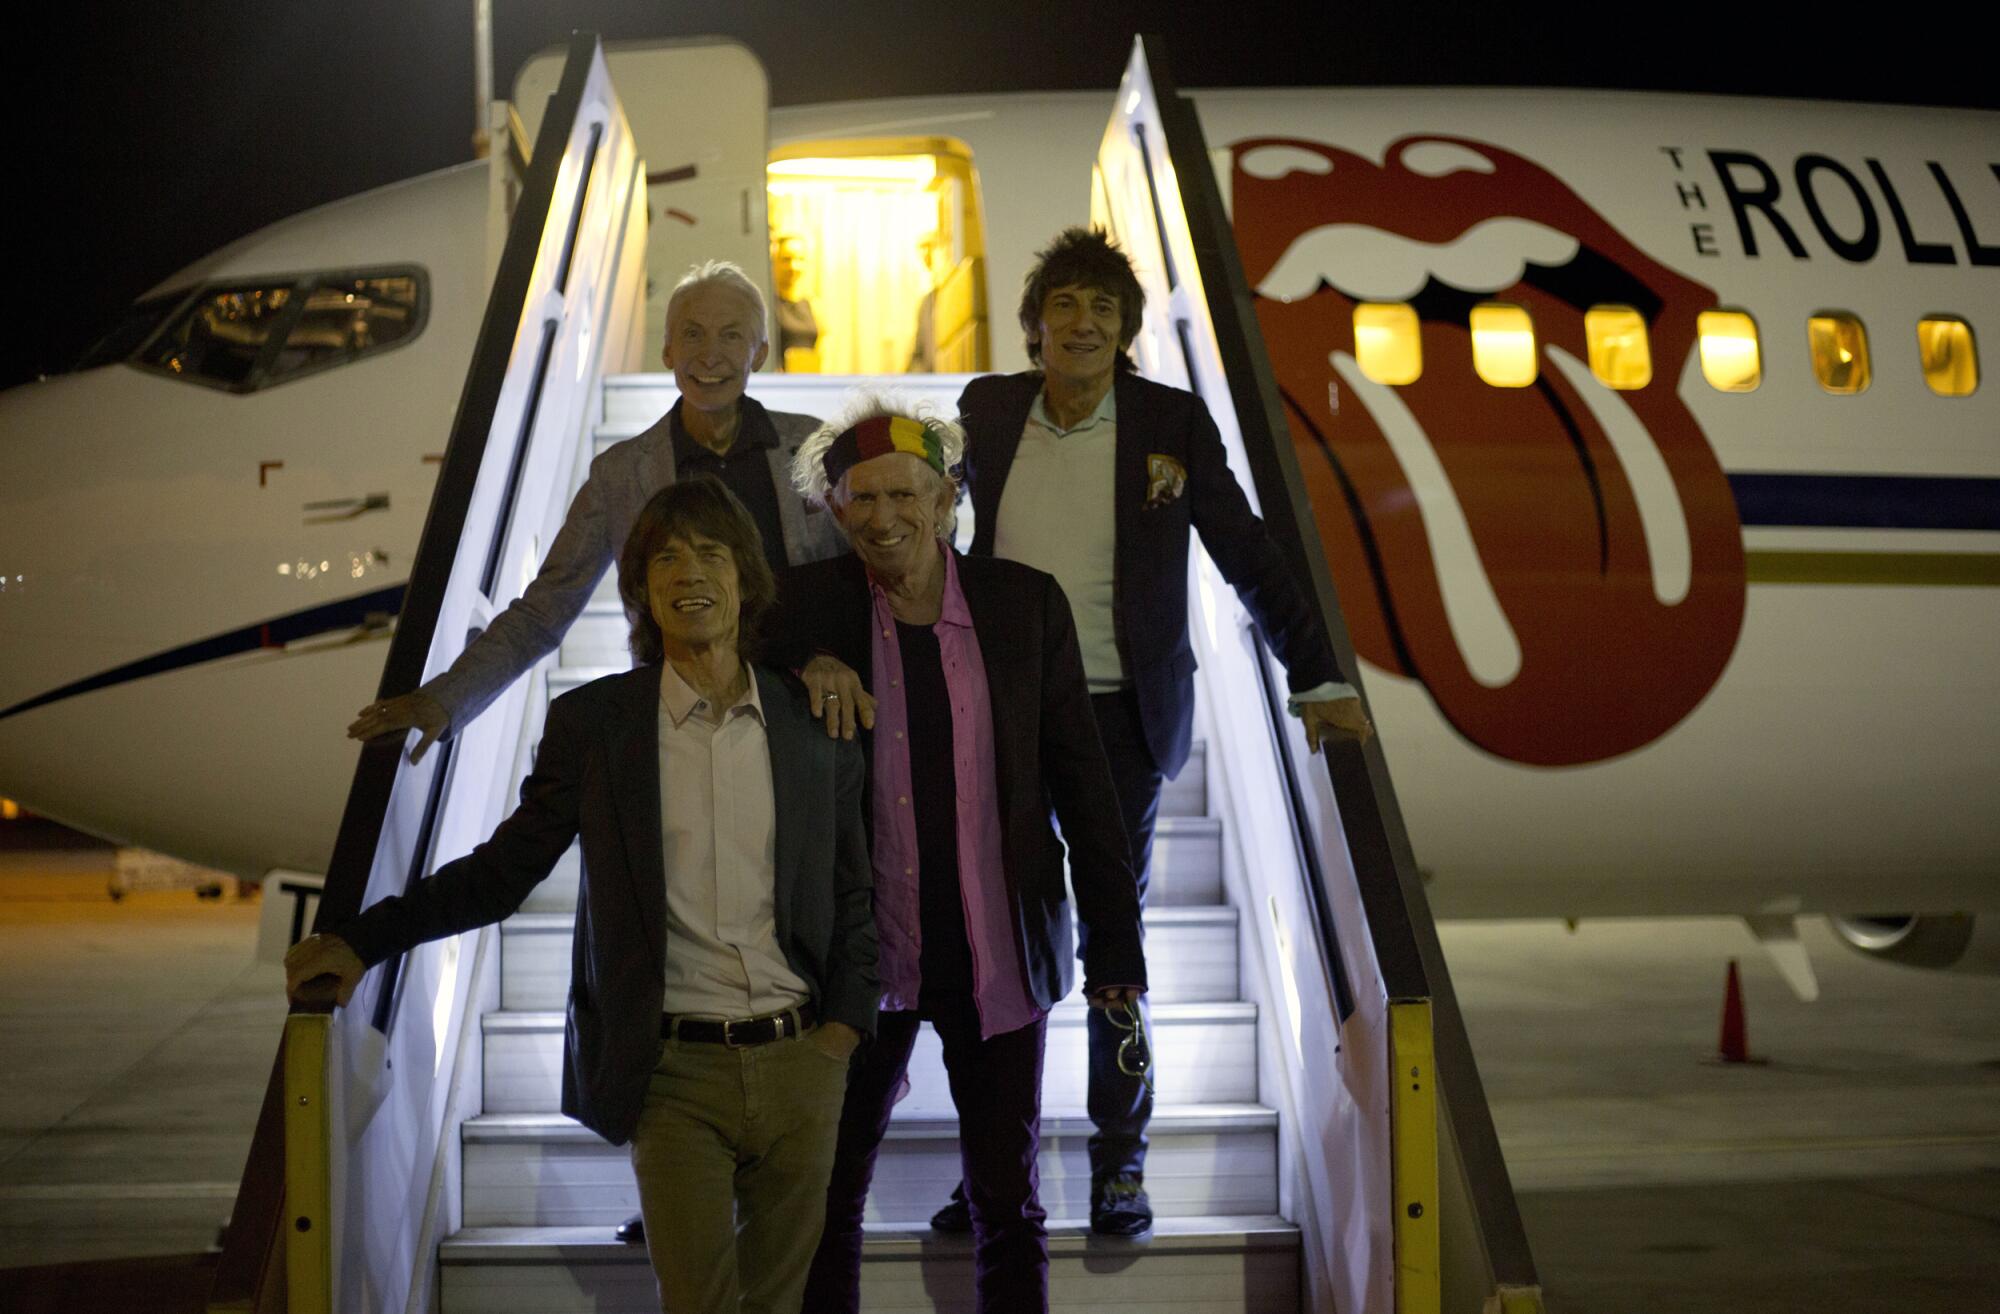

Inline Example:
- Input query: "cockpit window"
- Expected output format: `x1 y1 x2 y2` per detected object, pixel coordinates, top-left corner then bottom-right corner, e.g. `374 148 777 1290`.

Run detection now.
118 267 426 393
140 285 297 388
73 293 188 372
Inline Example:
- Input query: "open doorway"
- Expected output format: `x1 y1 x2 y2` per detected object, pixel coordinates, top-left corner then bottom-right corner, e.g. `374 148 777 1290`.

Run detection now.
766 136 989 374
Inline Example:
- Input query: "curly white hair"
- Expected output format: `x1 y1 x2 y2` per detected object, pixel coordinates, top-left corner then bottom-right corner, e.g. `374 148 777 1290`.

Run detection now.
790 391 968 534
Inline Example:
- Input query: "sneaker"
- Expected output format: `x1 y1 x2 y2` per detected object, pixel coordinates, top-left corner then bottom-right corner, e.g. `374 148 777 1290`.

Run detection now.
930 1189 973 1233
1090 1173 1153 1237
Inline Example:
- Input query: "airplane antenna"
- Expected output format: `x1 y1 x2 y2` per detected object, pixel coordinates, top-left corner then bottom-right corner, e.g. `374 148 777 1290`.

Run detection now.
472 0 494 159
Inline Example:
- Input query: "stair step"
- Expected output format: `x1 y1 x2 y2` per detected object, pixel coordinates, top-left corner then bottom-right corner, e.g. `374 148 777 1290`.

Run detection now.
440 1215 1299 1313
481 1001 1258 1115
461 1105 1276 1228
500 905 1238 1010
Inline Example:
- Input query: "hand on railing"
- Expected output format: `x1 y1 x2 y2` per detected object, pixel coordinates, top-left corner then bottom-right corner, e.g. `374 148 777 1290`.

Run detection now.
1300 695 1372 754
285 933 367 1009
347 690 450 764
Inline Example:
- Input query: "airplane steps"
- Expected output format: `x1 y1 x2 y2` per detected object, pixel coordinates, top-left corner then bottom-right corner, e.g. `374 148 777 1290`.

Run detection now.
439 1215 1300 1313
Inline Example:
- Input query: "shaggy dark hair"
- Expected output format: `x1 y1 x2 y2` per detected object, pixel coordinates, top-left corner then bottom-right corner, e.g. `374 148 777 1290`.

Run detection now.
1018 226 1144 373
616 477 777 665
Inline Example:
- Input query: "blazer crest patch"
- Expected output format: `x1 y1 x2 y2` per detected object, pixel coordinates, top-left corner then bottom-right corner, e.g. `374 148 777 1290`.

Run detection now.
1145 454 1188 509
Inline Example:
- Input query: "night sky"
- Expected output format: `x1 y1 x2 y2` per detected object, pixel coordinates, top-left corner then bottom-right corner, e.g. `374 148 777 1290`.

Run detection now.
16 1 1999 390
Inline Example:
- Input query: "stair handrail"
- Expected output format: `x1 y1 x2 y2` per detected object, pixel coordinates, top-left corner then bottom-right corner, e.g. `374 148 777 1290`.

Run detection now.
207 32 645 1313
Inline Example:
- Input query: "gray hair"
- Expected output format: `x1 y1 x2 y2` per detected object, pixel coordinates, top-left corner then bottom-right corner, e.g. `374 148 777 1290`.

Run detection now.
665 259 768 346
791 391 967 536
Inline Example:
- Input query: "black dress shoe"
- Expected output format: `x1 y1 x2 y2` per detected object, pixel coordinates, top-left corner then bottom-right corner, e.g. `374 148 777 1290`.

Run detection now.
1090 1174 1153 1237
929 1186 973 1233
614 1213 646 1245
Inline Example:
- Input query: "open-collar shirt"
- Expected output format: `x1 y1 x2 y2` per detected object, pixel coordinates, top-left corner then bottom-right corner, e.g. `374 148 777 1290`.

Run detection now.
866 546 1040 1038
656 660 810 1020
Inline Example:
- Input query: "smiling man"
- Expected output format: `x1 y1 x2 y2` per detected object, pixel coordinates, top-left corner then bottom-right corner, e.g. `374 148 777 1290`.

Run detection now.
348 259 847 769
289 478 876 1314
942 226 1374 1238
769 401 1146 1314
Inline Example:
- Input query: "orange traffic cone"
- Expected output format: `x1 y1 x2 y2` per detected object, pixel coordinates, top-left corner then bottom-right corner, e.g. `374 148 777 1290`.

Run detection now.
1717 958 1750 1063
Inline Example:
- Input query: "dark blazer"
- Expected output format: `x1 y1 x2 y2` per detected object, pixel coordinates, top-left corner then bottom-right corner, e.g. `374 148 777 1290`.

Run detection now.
960 370 1342 779
768 552 1146 1005
336 664 876 1145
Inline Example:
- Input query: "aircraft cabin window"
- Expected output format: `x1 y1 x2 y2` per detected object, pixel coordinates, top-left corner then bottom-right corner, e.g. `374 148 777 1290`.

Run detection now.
1470 302 1538 388
1696 310 1762 392
1807 312 1871 394
1584 305 1652 390
1352 302 1422 385
1917 317 1978 397
139 284 296 389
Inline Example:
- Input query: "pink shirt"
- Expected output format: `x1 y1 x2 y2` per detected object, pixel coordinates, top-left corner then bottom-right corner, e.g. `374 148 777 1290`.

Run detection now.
867 547 1042 1039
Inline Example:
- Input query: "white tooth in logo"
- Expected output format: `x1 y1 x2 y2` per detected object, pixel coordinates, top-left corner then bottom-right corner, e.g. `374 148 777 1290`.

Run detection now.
1258 218 1580 303
1238 145 1335 180
1331 352 1522 688
1544 347 1691 606
1400 142 1497 178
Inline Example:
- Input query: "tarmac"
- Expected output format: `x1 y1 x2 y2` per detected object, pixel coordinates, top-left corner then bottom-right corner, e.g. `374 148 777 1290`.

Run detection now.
1 842 1996 1311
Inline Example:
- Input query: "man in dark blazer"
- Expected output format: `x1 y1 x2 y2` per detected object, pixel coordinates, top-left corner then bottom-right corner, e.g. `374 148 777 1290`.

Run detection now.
288 478 875 1314
947 227 1373 1236
773 404 1146 1314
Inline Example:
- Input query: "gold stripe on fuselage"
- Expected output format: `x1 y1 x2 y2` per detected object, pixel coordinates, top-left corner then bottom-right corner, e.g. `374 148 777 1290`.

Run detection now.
1745 551 2000 587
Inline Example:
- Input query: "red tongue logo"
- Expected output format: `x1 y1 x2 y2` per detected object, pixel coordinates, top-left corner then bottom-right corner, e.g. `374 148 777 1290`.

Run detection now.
1233 135 1745 766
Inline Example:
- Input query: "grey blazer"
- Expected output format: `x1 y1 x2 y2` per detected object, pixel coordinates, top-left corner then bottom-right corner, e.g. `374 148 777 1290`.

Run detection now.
426 398 847 732
336 664 878 1145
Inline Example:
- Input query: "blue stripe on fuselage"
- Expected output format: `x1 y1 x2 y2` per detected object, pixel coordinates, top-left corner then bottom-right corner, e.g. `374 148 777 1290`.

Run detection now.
1730 474 2000 531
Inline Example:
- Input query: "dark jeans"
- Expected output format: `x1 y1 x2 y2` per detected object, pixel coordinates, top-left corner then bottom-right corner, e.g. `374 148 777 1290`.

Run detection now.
1082 688 1163 1183
803 1001 1049 1314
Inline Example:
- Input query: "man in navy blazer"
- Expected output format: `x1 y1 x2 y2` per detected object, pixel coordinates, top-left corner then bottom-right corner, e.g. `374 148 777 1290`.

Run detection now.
949 227 1373 1236
288 478 876 1314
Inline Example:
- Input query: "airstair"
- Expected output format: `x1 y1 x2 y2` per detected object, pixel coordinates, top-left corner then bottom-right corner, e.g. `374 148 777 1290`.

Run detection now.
210 33 1543 1314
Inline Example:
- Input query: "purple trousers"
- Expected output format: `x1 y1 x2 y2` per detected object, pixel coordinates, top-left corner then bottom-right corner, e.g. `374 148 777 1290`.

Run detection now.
802 1000 1049 1313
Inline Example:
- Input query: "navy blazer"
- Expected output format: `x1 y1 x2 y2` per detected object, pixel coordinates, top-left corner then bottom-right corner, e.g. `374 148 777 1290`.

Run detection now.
336 664 877 1145
768 552 1146 1006
959 370 1343 779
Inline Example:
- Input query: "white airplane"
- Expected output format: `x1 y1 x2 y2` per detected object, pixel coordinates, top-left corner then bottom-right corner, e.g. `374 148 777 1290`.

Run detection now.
1 43 1996 981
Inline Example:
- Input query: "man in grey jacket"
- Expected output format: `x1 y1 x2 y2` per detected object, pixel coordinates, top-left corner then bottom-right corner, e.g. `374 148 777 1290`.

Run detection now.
348 259 847 763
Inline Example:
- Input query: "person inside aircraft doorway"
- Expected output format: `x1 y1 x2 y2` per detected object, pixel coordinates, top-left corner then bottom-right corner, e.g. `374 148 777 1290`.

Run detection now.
291 478 878 1314
952 226 1371 1236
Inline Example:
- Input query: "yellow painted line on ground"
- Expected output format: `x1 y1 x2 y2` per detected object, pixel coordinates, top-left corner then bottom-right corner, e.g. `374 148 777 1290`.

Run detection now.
1746 550 2000 586
1509 1130 2000 1161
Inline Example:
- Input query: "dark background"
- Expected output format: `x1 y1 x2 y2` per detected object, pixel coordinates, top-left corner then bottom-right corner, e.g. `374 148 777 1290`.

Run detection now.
14 0 1998 390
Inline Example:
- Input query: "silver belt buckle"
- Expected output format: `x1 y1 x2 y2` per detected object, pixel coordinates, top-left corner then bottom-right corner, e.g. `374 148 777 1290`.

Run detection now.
723 1018 753 1048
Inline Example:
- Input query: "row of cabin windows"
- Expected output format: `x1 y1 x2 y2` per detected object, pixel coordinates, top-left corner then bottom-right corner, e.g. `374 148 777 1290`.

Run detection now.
1349 302 1981 398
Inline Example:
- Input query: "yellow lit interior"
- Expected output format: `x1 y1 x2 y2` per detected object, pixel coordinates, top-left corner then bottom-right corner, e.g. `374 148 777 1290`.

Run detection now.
1697 310 1762 392
1470 302 1538 388
766 139 986 375
1584 305 1652 390
1807 312 1871 394
1918 317 1979 397
1352 302 1422 385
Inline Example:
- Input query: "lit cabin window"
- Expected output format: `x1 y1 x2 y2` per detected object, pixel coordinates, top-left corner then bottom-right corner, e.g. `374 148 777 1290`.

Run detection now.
1917 317 1978 397
1352 302 1421 385
1584 306 1652 390
1807 312 1871 394
1696 310 1762 392
1470 303 1537 388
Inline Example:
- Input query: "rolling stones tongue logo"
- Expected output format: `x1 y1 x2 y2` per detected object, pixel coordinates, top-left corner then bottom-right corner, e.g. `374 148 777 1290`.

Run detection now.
1232 135 1745 767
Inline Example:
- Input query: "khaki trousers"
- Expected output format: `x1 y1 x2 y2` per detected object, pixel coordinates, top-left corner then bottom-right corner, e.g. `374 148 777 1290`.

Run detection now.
630 1029 852 1314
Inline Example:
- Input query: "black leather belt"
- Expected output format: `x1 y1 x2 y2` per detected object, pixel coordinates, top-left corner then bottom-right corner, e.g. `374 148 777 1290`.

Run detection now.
662 1004 817 1047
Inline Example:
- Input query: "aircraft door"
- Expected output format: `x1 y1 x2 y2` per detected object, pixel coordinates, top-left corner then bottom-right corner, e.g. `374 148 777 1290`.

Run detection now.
515 40 773 366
